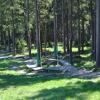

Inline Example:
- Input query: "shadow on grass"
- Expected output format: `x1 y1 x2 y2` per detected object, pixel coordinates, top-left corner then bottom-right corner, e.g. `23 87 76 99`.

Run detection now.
0 73 65 89
0 59 23 71
25 81 100 100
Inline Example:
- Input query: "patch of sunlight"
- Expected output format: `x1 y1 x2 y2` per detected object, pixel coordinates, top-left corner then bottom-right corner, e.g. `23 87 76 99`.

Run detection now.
72 48 78 52
46 48 54 52
58 47 63 52
31 49 37 54
23 49 37 55
87 91 100 100
84 47 91 50
83 61 94 67
81 53 91 58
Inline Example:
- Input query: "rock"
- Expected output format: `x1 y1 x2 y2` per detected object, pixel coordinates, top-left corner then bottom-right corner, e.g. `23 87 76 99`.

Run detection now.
25 59 43 71
44 59 78 74
10 66 19 70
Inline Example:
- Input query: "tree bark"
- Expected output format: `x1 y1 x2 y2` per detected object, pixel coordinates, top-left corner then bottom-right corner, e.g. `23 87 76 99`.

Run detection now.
11 0 16 56
24 0 32 58
69 0 73 64
77 0 81 55
96 0 100 67
35 0 41 67
62 0 66 54
54 0 58 59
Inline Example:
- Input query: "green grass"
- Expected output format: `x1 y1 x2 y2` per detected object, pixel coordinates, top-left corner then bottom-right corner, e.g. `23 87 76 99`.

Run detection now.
0 59 100 100
0 46 97 100
73 47 95 70
0 59 24 71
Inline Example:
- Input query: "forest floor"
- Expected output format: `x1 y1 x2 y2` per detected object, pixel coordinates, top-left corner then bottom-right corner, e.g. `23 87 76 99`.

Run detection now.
0 56 100 100
0 47 100 100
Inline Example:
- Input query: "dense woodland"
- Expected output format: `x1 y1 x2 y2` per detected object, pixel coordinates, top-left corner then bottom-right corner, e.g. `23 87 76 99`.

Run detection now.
1 0 100 99
0 0 100 68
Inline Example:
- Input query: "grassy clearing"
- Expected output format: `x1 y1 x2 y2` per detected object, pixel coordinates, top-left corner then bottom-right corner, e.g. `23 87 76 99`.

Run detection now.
0 59 100 100
0 46 95 70
74 47 95 70
0 46 97 100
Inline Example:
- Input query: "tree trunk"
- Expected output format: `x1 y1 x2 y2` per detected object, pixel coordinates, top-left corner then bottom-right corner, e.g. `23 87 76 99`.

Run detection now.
81 18 85 52
11 0 16 56
77 0 81 55
35 0 41 67
24 0 32 58
54 0 58 59
96 0 100 67
90 0 95 57
62 0 66 54
66 0 70 54
69 0 73 64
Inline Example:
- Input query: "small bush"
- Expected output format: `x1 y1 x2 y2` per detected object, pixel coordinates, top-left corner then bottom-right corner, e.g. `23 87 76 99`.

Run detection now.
16 39 26 53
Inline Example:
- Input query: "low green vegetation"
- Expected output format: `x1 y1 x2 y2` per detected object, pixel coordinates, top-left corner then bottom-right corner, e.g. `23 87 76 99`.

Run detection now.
0 46 95 70
0 58 100 100
0 0 100 99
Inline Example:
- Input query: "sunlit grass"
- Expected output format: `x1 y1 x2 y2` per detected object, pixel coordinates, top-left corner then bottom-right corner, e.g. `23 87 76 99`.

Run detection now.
0 45 98 99
0 73 100 100
0 58 100 100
